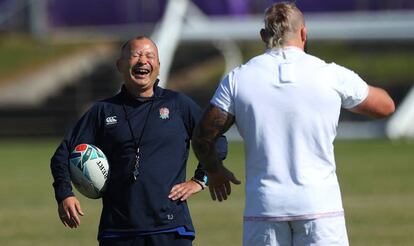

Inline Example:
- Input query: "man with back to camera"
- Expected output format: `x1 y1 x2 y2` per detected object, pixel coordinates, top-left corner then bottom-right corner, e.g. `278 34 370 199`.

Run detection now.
50 36 227 246
192 2 395 246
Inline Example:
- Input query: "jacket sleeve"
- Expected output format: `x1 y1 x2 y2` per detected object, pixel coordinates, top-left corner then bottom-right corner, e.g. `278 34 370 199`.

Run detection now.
50 104 101 203
177 93 228 182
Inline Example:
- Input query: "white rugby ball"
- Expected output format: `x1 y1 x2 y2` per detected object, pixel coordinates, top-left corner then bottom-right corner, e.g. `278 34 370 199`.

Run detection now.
69 144 109 199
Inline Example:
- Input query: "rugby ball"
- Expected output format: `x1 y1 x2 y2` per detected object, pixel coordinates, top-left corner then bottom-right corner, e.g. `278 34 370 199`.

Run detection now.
69 144 109 199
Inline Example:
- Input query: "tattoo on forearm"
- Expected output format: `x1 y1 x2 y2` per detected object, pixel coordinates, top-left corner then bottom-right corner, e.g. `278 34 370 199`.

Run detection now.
212 108 232 129
192 105 234 172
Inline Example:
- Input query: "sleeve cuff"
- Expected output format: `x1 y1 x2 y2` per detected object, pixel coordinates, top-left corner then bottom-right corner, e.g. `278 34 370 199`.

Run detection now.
53 181 74 203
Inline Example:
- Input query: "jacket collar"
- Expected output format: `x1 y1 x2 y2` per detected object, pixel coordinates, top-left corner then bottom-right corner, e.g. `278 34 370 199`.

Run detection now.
120 79 164 103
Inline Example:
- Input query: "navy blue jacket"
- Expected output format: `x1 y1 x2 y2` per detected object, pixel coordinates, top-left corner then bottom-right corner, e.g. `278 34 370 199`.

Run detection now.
50 85 227 238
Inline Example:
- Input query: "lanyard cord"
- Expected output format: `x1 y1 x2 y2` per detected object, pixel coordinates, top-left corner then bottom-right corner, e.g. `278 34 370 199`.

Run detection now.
122 100 155 180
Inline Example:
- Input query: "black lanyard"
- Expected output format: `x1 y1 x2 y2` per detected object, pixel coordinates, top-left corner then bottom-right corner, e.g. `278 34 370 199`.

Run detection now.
122 100 154 180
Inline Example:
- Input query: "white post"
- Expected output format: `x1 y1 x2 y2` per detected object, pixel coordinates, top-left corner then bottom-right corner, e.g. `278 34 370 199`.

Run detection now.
151 0 190 87
186 2 243 76
29 0 49 41
386 84 414 139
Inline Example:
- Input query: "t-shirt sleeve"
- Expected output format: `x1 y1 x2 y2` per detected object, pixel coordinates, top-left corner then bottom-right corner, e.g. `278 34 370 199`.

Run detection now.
333 63 369 109
210 72 235 115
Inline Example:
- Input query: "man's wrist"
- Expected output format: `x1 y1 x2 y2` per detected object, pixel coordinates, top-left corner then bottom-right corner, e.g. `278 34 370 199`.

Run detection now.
191 177 207 190
205 163 224 173
194 166 209 185
203 159 224 173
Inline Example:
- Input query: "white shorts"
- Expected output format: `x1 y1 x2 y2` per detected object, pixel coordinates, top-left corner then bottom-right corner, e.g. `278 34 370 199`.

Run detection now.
243 216 349 246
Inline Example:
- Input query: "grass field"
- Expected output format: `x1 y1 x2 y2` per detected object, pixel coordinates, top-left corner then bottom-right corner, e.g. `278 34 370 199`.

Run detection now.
0 139 413 246
0 35 97 85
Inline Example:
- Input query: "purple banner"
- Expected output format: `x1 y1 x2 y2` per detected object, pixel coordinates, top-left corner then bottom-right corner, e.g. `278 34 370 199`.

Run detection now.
1 0 413 28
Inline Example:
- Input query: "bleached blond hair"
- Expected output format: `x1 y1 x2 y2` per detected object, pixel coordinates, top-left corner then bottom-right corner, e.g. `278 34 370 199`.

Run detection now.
262 2 305 49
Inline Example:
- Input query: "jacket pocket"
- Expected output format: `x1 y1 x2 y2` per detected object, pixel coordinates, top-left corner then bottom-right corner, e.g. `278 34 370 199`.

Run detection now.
155 200 184 226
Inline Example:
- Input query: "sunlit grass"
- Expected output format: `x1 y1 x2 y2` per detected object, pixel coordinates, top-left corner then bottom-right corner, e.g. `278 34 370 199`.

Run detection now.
0 139 413 245
0 34 94 84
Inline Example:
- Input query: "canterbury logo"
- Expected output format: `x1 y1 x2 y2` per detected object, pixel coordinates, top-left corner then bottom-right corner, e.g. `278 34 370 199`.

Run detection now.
105 116 117 125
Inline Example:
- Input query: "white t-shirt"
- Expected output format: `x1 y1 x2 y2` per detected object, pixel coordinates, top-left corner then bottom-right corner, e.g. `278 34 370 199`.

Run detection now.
211 47 368 220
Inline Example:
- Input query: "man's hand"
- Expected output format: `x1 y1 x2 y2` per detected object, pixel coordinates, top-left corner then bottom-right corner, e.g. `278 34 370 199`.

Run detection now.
58 196 84 228
208 166 241 202
169 180 203 201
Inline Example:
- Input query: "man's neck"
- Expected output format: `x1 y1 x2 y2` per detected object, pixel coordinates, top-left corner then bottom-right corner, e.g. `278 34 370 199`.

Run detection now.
125 84 154 98
137 90 154 98
282 42 304 51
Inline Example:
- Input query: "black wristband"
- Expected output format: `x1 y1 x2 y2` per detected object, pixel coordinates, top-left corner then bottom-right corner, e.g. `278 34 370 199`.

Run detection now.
191 177 206 190
194 167 208 185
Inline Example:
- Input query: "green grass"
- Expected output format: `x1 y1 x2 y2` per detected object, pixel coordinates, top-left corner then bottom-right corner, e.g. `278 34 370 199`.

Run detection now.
335 140 414 246
0 35 93 84
239 41 414 86
0 139 413 245
307 42 414 85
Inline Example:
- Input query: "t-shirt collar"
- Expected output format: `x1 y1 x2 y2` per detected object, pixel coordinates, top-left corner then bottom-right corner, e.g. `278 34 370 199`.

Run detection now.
267 46 303 54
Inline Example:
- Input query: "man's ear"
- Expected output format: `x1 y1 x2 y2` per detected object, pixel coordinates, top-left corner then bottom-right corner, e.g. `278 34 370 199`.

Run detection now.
116 59 122 72
260 28 269 43
300 26 307 44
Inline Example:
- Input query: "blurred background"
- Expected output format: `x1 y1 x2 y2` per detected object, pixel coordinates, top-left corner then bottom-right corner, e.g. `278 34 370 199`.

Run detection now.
0 0 413 139
0 0 414 245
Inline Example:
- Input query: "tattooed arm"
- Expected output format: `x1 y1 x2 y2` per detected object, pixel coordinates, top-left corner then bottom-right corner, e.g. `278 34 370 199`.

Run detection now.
192 104 241 201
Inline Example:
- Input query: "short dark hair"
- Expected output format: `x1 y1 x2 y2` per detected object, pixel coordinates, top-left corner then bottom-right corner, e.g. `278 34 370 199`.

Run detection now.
119 36 157 58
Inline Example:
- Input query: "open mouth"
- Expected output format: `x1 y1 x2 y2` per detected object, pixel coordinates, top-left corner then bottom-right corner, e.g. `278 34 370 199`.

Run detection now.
132 67 151 78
